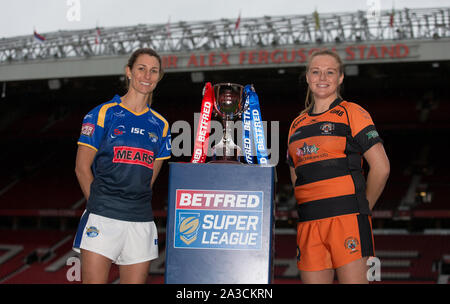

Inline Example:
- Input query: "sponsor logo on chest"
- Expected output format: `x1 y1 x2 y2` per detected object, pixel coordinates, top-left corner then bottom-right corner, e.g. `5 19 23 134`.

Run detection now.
113 146 154 169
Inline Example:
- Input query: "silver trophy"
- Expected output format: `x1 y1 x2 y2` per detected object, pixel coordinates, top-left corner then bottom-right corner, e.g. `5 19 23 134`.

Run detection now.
210 83 246 163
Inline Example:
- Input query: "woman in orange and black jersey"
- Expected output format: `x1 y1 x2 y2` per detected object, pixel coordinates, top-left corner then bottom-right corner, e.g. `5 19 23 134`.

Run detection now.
287 50 390 284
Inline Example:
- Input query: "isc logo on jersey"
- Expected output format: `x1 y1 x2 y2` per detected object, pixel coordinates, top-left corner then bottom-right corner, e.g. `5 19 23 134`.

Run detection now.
174 190 263 250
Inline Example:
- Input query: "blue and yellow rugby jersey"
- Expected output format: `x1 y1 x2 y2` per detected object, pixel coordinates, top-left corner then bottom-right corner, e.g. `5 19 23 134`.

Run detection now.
78 94 171 222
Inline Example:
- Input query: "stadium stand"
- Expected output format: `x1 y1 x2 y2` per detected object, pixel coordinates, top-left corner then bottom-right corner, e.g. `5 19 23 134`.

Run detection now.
0 229 73 283
375 233 450 282
2 229 449 284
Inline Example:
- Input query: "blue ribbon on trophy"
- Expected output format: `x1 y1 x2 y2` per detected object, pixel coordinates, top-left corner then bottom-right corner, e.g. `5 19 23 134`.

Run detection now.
242 85 269 164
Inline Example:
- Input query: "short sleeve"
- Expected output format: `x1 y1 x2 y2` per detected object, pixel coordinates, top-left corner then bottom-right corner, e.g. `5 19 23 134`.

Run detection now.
347 103 383 154
156 129 171 160
286 114 306 168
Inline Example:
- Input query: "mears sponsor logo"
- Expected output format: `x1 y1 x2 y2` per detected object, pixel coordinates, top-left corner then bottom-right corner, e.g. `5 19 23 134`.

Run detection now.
174 190 263 250
113 146 154 169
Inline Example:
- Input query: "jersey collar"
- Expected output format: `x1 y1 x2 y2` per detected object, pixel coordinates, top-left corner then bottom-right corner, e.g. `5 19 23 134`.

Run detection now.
113 94 150 116
308 97 343 116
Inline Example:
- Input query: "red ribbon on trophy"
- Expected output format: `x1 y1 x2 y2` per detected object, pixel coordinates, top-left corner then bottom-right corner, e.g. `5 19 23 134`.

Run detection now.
191 82 215 163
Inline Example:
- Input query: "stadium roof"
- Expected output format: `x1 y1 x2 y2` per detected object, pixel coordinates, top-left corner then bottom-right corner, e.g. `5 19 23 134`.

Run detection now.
1 7 449 64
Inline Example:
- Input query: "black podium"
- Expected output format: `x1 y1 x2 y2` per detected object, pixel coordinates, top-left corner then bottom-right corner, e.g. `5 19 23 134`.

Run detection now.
164 162 275 284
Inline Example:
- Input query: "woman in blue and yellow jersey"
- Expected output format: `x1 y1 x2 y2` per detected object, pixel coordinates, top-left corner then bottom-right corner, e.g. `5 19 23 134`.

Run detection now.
287 50 390 283
73 48 171 284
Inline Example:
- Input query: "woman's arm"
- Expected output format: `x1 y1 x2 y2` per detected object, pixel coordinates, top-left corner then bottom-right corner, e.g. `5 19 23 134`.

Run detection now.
75 145 97 200
289 166 297 189
151 158 166 188
363 142 390 210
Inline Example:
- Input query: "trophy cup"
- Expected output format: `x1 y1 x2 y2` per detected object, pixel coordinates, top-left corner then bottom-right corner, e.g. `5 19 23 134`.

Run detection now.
210 83 246 163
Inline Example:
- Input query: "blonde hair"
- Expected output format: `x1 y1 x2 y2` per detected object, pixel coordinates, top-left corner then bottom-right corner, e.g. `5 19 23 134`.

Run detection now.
301 50 344 114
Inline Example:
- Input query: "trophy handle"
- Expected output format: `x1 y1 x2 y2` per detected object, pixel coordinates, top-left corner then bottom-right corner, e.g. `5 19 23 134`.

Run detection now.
238 84 255 118
213 99 222 118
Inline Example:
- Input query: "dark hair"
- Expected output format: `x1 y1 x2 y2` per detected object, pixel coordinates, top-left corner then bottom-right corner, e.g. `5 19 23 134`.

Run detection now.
302 49 344 114
125 48 164 106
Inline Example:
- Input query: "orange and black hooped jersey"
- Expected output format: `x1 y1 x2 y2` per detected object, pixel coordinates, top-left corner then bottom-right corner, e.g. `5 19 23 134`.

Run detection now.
287 98 383 222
